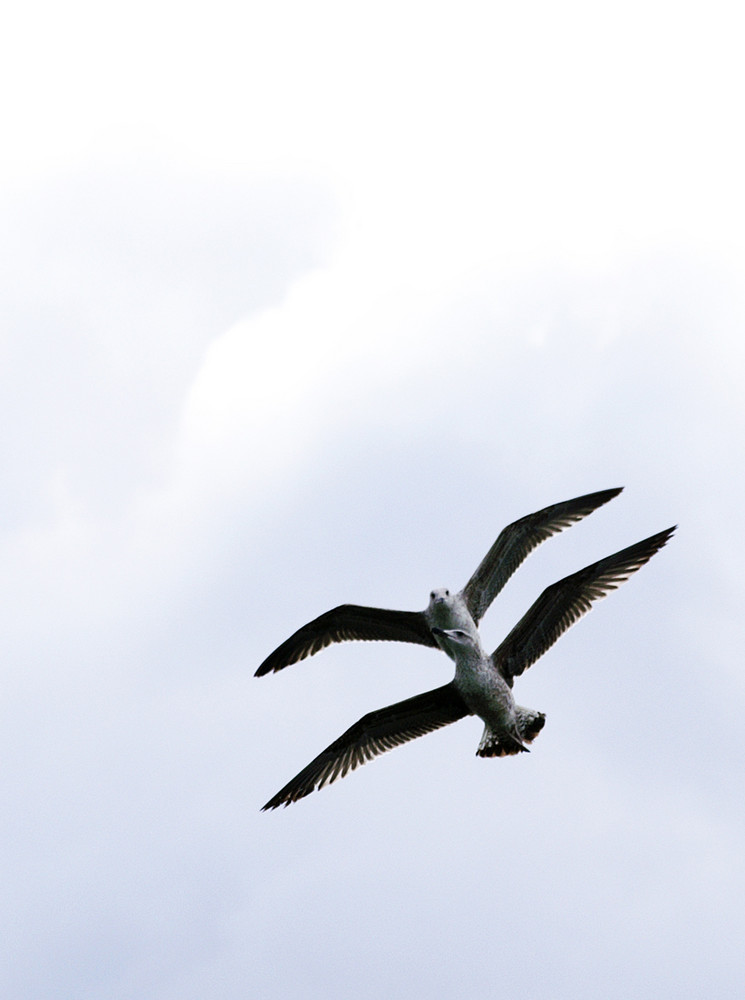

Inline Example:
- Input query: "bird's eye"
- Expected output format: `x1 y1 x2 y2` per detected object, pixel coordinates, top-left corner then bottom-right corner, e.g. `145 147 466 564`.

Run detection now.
444 589 450 597
430 591 435 600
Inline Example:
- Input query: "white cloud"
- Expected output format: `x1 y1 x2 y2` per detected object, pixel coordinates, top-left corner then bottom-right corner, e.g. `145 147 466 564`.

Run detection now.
2 3 745 998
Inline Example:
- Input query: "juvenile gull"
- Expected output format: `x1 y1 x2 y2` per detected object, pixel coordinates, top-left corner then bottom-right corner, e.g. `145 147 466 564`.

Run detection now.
261 525 675 809
255 487 622 676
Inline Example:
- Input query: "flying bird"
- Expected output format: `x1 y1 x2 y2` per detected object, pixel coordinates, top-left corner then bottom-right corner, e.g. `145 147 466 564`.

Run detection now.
261 525 675 809
255 487 623 677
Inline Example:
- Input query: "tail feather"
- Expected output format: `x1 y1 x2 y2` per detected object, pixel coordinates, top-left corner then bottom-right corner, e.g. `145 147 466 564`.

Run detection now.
477 731 528 757
518 707 546 743
476 709 546 758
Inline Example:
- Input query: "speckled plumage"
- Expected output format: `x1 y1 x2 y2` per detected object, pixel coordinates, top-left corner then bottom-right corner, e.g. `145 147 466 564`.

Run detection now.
261 525 675 809
255 487 623 676
433 627 545 758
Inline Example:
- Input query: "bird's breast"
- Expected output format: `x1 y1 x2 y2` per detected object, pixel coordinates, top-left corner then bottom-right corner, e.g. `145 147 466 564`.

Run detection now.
454 660 514 725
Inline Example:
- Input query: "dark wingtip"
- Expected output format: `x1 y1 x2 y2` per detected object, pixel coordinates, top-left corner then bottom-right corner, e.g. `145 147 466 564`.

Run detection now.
254 646 283 676
657 524 677 544
593 486 624 504
262 791 308 811
260 795 286 811
255 646 299 677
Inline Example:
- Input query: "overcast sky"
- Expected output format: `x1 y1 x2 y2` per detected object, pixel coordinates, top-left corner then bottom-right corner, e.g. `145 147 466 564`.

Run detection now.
2 2 744 998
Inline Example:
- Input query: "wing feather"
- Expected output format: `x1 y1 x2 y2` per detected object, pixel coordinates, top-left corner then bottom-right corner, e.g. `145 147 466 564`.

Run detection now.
261 683 471 809
492 526 676 684
255 605 436 676
462 487 623 623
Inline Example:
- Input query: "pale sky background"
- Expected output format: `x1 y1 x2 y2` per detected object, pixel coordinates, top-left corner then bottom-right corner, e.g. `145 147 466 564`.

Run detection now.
2 2 744 998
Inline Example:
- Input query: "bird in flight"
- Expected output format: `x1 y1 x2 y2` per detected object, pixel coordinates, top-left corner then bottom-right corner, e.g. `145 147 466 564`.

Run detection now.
256 487 623 677
261 524 675 809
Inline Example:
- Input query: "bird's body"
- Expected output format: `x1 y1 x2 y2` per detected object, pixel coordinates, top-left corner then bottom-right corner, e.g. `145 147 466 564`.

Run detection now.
255 487 623 675
433 627 545 757
261 524 675 809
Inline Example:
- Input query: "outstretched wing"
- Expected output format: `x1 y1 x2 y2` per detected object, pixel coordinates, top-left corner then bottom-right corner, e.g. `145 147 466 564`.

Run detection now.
461 487 623 624
255 605 437 676
261 683 471 809
492 526 676 685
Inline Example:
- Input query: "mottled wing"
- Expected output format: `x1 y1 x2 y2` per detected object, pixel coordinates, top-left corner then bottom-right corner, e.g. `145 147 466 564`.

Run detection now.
255 605 436 676
461 487 623 623
492 526 676 685
261 683 471 809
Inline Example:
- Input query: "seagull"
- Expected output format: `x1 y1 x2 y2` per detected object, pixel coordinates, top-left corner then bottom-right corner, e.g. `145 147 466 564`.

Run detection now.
261 525 675 808
255 487 623 676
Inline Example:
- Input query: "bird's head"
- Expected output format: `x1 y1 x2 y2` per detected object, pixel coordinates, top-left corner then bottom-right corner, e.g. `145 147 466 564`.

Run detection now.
430 626 478 654
428 587 452 607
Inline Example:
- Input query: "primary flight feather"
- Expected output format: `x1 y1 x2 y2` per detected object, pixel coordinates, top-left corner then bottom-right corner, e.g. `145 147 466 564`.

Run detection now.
261 518 675 809
256 487 623 676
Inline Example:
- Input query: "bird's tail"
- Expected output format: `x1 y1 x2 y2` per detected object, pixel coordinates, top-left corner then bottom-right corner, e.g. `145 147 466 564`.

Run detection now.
476 708 546 758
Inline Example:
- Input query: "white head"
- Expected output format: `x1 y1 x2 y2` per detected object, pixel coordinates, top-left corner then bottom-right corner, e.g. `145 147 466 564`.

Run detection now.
430 626 481 658
428 587 453 608
426 588 480 637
